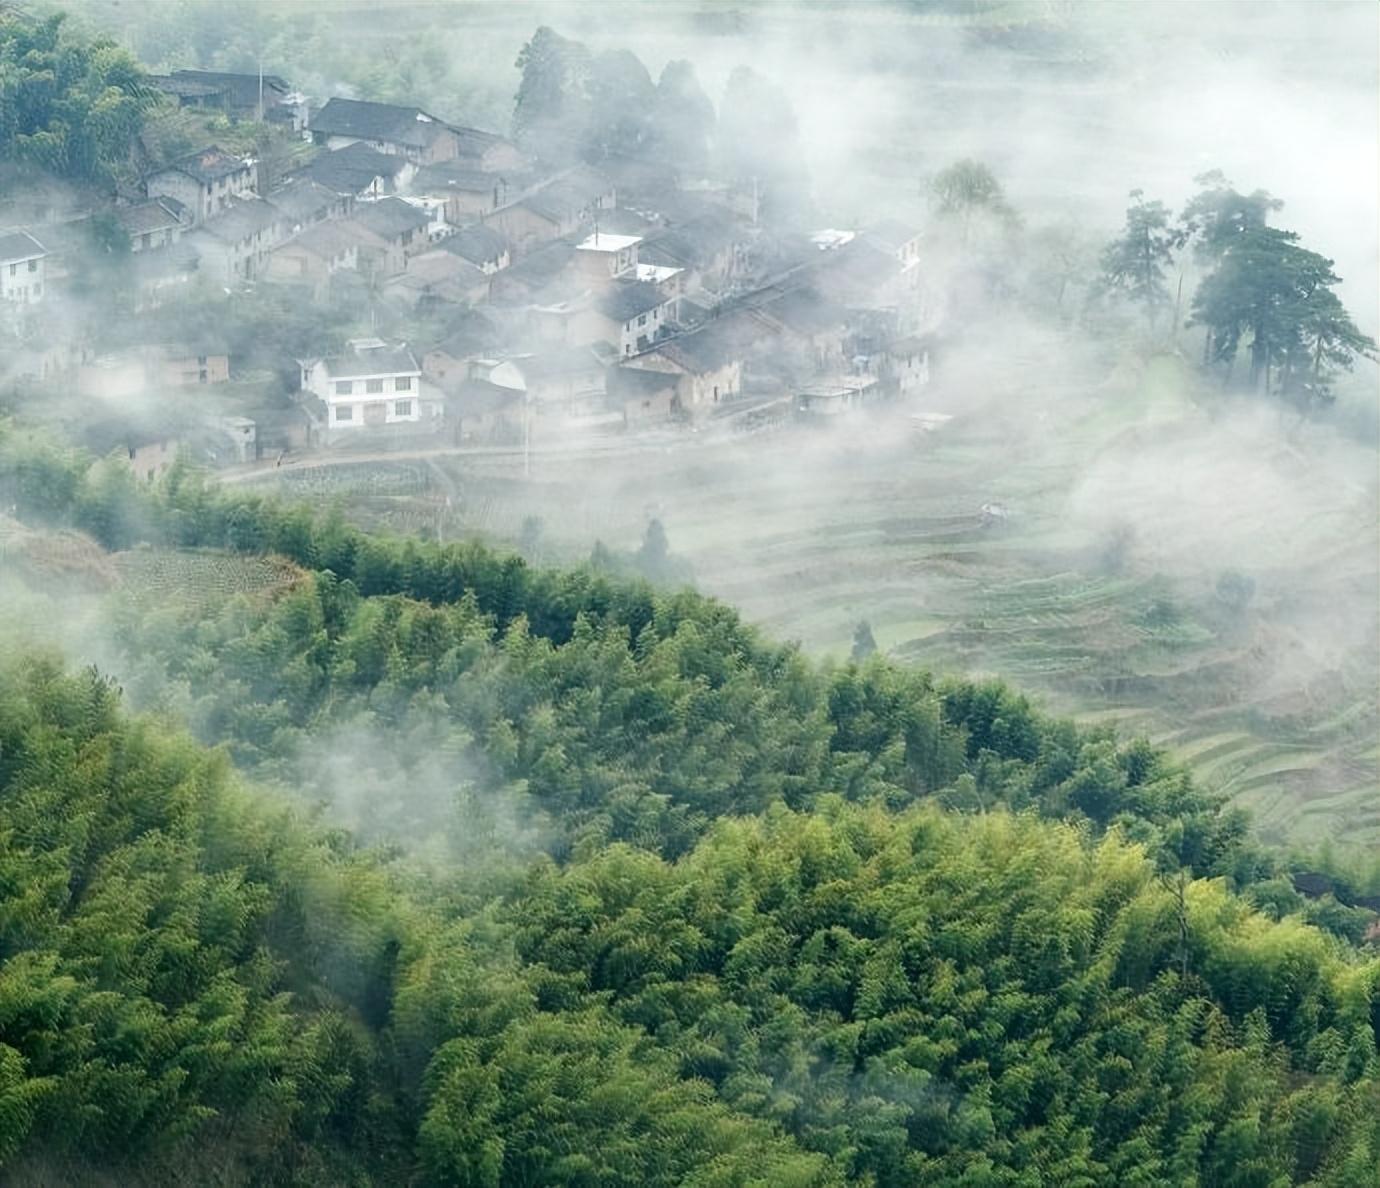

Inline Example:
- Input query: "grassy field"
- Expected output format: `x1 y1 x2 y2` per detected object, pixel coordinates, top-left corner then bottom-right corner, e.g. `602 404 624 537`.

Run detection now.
235 343 1379 852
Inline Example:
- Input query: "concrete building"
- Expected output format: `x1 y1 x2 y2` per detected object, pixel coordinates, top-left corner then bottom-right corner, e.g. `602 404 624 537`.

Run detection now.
300 338 432 439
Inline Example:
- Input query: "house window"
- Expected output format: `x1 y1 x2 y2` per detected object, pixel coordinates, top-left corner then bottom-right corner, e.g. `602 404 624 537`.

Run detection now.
396 375 412 391
335 404 354 422
336 381 353 395
638 314 646 327
199 370 208 383
713 385 719 402
366 378 384 394
7 264 14 277
27 259 37 272
394 399 412 417
141 233 151 249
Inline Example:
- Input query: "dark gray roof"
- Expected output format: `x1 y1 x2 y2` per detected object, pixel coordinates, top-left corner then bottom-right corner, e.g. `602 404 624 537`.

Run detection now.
412 162 502 194
148 74 225 99
639 213 738 271
520 180 589 225
0 230 47 261
352 197 430 240
313 98 446 149
441 223 508 265
283 222 357 260
643 319 743 372
195 198 281 244
516 344 608 381
492 241 574 292
115 198 186 236
157 145 253 185
754 285 848 337
170 69 290 108
301 142 408 194
426 310 502 360
267 178 343 224
450 377 523 415
597 280 670 322
323 343 420 378
451 125 512 159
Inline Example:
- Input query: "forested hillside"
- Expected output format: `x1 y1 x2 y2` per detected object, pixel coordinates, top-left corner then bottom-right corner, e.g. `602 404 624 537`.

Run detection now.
2 425 1379 1184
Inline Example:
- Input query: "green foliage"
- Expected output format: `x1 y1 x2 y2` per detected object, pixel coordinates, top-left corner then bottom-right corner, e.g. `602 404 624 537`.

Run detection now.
1184 187 1376 405
718 66 810 220
0 10 155 186
0 659 412 1181
928 159 1019 247
2 428 1377 1183
1094 189 1183 330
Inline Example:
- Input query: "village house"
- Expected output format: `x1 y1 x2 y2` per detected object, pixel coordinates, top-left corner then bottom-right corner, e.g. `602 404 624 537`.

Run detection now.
485 169 615 251
399 195 453 244
410 162 536 223
439 223 510 273
506 343 615 423
638 213 746 295
0 231 47 304
384 250 490 310
3 339 85 385
116 197 189 253
147 146 258 226
349 197 432 268
151 69 304 126
299 338 432 439
444 375 524 444
266 178 354 234
310 98 459 165
129 240 200 310
746 285 852 374
301 142 415 199
883 334 932 397
795 374 879 418
183 197 283 284
265 222 359 297
421 311 504 389
451 126 526 174
597 280 675 356
862 219 922 270
620 319 744 419
486 241 577 305
572 229 640 282
608 364 680 427
523 277 671 358
74 344 229 399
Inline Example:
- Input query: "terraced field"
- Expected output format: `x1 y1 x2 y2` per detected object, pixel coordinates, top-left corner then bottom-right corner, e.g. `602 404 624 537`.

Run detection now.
112 549 305 608
239 346 1379 851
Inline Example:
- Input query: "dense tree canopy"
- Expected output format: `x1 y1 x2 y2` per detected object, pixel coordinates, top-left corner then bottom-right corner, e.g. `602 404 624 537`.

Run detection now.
0 10 155 185
0 661 1375 1185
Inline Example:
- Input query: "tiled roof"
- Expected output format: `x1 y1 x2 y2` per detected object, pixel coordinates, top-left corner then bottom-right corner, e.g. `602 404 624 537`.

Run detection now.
0 230 47 261
597 279 670 322
157 145 252 185
313 98 446 149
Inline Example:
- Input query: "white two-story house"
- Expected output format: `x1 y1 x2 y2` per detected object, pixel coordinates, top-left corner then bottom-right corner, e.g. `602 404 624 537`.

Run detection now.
300 338 433 439
0 231 46 304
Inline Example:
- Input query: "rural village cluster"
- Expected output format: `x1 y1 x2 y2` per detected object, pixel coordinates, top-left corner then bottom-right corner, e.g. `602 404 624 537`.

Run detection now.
1 66 935 476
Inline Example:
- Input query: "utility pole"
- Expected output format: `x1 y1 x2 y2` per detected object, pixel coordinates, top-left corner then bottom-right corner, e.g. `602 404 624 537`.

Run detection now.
523 389 531 478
